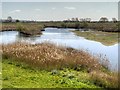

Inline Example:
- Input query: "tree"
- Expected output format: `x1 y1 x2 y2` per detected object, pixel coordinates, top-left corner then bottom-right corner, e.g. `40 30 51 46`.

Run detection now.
117 22 120 31
16 19 20 22
75 18 79 22
99 17 108 22
7 16 12 22
85 18 91 22
79 18 86 22
112 18 117 23
79 18 91 22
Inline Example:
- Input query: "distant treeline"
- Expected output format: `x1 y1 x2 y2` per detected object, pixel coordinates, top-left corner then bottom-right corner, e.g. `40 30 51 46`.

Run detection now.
1 21 120 32
41 21 119 32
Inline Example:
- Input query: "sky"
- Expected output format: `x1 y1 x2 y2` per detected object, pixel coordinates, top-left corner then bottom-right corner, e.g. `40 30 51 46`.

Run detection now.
1 0 120 2
2 2 118 21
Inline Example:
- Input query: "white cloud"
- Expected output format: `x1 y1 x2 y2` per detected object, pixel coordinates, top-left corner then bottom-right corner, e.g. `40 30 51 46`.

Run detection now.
64 7 76 10
35 9 41 11
9 10 21 14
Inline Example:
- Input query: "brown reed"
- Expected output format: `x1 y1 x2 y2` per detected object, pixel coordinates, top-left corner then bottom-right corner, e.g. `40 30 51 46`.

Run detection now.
2 42 104 71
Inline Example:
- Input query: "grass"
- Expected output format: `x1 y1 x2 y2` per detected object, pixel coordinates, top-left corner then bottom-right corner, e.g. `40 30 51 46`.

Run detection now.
1 42 118 88
2 58 118 88
1 23 16 31
1 23 43 36
0 62 1 89
72 30 118 46
16 23 44 31
16 23 43 36
1 59 104 88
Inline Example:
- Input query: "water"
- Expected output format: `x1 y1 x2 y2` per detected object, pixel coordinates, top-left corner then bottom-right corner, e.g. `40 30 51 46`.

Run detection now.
0 28 118 70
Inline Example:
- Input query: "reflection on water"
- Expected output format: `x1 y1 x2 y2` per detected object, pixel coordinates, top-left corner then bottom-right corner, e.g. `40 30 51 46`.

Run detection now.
16 33 38 43
0 28 118 70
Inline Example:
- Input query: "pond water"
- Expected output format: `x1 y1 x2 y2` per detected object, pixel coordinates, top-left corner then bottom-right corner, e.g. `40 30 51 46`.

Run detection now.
0 28 118 71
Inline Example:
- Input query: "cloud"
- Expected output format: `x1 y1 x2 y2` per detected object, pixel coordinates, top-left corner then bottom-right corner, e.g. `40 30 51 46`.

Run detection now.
64 7 76 10
35 9 41 11
9 10 21 14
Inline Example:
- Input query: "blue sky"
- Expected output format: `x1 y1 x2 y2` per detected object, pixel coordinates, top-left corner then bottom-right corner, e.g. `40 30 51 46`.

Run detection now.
2 2 118 21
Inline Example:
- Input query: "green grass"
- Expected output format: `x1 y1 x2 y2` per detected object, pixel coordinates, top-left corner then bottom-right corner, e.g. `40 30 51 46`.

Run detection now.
2 59 102 88
72 30 118 46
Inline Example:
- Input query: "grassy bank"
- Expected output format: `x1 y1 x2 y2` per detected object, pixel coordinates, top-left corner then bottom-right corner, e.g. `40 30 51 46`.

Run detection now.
34 22 119 32
72 30 118 46
2 59 118 88
2 59 101 88
2 42 118 88
1 23 44 36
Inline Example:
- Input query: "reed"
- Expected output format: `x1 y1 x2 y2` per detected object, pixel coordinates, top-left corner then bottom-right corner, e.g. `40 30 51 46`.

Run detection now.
16 23 43 36
16 23 44 31
2 42 107 71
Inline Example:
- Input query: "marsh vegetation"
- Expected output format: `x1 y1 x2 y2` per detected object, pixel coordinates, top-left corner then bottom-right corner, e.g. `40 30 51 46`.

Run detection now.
1 42 118 88
16 23 43 36
72 30 118 45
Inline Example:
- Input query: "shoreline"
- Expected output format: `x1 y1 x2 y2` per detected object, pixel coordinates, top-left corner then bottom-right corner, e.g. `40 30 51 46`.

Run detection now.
71 30 119 46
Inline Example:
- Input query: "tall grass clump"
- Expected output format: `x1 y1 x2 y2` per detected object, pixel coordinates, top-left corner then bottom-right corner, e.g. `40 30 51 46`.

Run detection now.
2 42 105 71
89 71 118 88
16 23 43 35
16 23 44 31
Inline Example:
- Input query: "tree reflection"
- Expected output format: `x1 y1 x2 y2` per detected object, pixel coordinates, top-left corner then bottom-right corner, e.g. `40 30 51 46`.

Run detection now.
16 32 40 43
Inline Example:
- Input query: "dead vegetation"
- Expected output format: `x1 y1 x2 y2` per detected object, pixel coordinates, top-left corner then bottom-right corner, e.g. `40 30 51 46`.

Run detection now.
2 42 102 71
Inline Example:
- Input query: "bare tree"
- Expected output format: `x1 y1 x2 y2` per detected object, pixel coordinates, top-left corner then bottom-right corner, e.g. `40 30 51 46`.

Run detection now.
79 18 91 22
99 17 108 22
7 16 12 22
71 18 75 22
112 18 117 23
75 18 79 22
79 18 85 22
85 18 91 22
